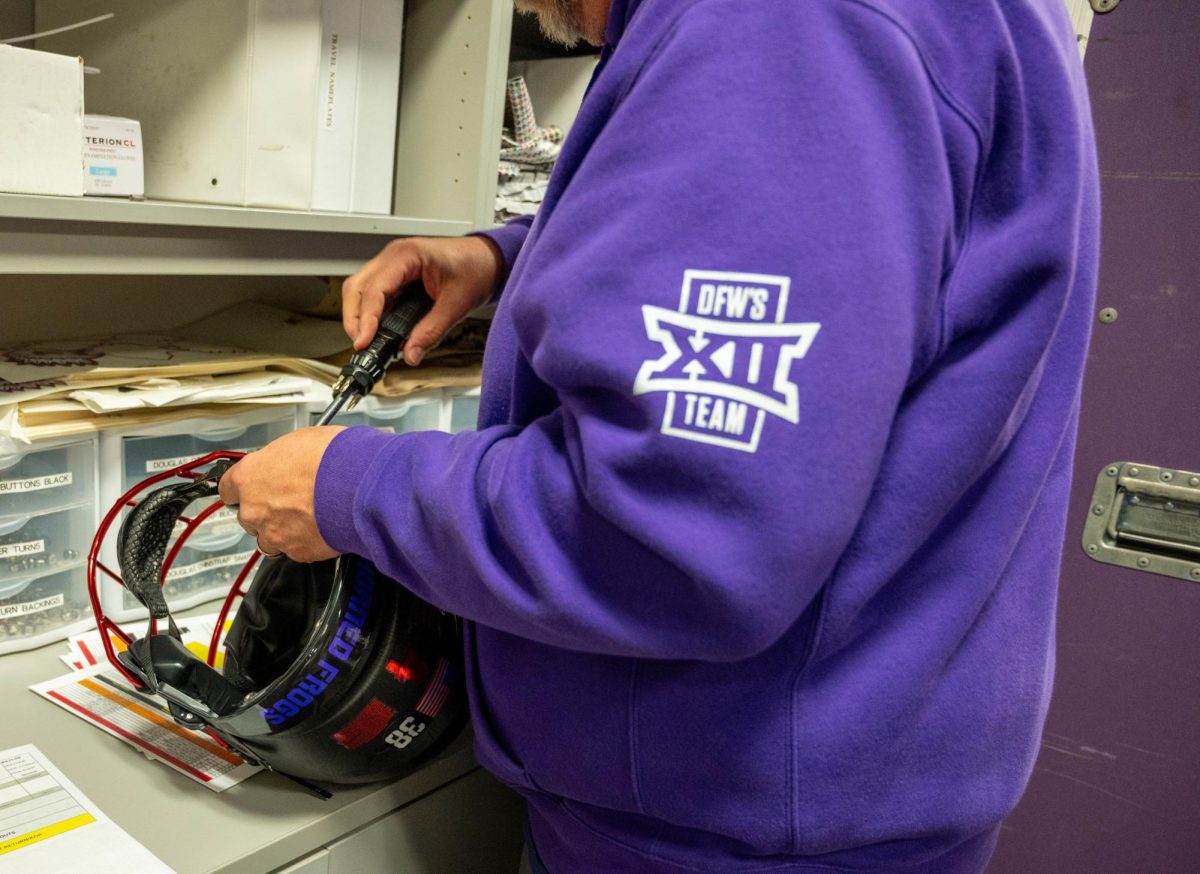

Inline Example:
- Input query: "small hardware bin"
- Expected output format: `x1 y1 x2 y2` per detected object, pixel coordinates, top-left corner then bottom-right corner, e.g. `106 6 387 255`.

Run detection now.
0 435 98 655
445 386 482 433
306 389 445 433
97 407 296 620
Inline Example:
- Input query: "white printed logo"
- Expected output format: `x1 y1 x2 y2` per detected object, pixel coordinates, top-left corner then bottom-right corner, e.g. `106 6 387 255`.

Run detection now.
633 270 820 453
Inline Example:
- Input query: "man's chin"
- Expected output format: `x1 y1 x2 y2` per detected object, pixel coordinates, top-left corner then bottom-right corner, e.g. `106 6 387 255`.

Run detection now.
514 0 585 48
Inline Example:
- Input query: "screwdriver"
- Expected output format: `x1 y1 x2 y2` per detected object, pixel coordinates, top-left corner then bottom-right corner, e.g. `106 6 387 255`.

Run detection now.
315 281 433 425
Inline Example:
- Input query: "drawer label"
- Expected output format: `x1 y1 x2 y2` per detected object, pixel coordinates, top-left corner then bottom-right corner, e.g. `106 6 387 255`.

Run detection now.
165 550 253 582
0 594 64 618
145 447 261 473
171 507 239 535
0 540 45 559
0 472 73 494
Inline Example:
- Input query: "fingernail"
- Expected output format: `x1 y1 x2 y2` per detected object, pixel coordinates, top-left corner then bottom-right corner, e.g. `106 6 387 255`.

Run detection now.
408 346 425 366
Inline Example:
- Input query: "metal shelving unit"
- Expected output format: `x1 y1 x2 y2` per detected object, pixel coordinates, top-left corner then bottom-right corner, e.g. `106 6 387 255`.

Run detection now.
0 0 513 277
0 5 518 862
0 195 467 275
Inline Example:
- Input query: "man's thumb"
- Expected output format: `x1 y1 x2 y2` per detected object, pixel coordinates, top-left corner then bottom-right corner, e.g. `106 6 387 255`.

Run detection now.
403 298 456 366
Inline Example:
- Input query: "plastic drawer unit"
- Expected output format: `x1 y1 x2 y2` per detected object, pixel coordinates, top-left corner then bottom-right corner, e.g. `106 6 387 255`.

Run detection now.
306 390 445 434
97 407 296 620
445 386 482 433
0 435 98 655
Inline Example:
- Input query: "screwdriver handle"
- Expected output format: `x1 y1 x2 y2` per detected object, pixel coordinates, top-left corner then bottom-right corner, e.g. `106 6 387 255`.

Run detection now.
323 281 433 422
378 282 433 342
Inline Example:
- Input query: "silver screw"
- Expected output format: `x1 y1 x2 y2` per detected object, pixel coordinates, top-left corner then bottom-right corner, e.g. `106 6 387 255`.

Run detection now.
1190 477 1200 487
1087 544 1099 554
1098 307 1118 324
1107 466 1119 477
1130 495 1141 505
1192 568 1200 580
1129 467 1141 477
1093 505 1106 515
1162 471 1174 482
1137 557 1151 568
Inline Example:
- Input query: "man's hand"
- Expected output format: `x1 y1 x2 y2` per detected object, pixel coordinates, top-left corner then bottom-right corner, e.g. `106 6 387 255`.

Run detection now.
217 426 346 563
342 235 504 365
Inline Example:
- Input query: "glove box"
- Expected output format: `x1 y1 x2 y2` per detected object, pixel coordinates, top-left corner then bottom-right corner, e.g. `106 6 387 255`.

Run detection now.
97 407 296 621
0 435 98 655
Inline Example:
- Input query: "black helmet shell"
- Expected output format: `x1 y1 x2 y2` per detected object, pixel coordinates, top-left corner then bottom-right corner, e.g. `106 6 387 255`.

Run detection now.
212 553 466 783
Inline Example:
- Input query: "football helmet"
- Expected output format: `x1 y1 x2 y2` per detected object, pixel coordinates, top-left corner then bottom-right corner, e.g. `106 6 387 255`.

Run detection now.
87 451 466 796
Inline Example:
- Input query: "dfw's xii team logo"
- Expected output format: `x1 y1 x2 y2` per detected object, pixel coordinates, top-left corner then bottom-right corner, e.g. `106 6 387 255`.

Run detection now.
633 270 820 453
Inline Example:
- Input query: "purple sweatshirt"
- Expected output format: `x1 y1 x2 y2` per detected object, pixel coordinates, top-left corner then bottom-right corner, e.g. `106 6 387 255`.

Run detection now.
316 0 1099 870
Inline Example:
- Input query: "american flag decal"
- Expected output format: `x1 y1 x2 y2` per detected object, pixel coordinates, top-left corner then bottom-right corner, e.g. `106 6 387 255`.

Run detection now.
414 658 454 719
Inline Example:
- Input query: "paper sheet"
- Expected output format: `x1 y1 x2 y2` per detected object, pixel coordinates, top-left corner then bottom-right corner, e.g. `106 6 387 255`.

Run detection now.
31 664 260 792
3 401 290 446
0 744 172 872
68 372 322 413
0 302 485 445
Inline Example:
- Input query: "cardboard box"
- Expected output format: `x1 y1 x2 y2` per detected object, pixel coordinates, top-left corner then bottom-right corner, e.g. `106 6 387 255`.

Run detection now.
82 115 144 198
0 45 84 197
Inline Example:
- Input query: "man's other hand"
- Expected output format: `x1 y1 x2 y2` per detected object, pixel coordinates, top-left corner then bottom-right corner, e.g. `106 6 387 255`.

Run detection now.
342 235 504 366
217 426 346 563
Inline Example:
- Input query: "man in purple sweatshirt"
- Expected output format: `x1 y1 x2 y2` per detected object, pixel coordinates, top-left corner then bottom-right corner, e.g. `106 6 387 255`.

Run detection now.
220 0 1100 870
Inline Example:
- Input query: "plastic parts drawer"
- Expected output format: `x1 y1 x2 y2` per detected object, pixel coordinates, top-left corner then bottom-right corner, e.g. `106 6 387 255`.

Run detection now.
445 387 481 433
98 407 296 620
308 391 445 434
0 435 98 655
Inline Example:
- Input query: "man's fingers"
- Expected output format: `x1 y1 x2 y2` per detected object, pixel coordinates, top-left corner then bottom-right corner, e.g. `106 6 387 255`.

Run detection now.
403 291 465 366
352 280 399 349
341 276 363 345
343 277 387 351
216 465 239 508
356 308 381 351
217 464 261 537
343 241 424 350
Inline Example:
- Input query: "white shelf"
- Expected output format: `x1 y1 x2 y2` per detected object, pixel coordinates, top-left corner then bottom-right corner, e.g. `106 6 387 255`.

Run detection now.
0 194 472 275
0 193 472 236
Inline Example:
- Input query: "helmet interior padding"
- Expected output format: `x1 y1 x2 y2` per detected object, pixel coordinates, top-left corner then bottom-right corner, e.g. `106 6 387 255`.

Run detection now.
222 558 336 694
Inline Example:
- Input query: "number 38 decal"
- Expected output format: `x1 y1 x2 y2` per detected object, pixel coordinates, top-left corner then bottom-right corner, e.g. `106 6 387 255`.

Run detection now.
385 716 426 749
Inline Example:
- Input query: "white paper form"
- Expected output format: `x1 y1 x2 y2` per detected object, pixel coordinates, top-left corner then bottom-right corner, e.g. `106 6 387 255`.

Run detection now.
0 744 172 872
31 665 260 792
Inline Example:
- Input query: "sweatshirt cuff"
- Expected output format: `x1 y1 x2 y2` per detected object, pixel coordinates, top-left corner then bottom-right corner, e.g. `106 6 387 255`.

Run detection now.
471 215 533 275
314 425 402 558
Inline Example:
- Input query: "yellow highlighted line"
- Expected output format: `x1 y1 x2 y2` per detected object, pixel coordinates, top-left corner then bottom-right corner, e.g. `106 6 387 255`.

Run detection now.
0 812 95 855
78 678 242 766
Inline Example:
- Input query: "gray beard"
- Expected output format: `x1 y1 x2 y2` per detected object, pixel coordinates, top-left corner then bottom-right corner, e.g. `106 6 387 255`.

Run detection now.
514 0 586 48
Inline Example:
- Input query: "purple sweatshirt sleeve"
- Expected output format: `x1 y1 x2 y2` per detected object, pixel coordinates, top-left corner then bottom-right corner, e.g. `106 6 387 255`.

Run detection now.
470 215 533 290
316 3 957 661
